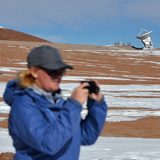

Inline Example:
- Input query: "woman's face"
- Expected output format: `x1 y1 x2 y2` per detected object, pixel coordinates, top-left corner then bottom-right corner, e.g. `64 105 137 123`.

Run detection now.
30 67 65 92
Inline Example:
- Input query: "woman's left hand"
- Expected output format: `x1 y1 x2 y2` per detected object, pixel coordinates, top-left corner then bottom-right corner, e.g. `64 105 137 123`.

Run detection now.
89 80 103 102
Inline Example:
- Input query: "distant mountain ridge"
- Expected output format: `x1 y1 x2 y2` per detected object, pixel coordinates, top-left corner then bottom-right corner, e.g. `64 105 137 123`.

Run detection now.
0 27 49 42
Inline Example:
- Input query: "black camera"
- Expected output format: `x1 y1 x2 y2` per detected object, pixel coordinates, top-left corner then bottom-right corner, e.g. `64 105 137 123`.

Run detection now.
81 81 99 94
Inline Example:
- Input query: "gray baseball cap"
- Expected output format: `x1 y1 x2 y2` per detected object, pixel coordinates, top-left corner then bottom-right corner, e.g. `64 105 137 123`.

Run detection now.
27 45 73 70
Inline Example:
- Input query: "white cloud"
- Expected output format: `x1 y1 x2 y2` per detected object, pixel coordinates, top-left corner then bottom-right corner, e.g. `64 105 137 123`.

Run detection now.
36 34 66 43
123 0 160 21
0 0 126 28
0 0 160 29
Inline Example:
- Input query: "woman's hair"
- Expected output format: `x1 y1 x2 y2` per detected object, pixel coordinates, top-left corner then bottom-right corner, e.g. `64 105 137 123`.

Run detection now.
16 67 38 88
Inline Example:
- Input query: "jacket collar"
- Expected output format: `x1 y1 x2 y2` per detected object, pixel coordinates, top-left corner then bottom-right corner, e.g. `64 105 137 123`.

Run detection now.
27 85 62 104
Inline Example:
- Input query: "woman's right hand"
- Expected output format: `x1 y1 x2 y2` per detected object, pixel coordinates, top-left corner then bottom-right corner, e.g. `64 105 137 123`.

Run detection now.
71 82 89 105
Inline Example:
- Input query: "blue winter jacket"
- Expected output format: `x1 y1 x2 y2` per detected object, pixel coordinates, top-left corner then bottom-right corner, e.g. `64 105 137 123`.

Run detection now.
3 80 107 160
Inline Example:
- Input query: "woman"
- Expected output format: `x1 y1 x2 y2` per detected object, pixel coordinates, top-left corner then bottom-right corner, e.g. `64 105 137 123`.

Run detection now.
3 45 107 160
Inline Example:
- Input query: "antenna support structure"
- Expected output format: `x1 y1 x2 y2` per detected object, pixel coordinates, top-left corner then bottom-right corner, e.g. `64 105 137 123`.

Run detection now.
136 29 153 49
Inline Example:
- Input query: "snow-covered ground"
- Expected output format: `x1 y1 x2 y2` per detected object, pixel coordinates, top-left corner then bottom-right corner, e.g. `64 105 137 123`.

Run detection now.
1 81 160 121
0 80 160 159
80 137 160 160
0 128 160 160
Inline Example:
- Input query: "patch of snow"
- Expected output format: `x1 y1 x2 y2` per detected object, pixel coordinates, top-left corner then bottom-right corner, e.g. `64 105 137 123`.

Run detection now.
0 67 26 72
15 62 27 65
63 76 131 81
0 130 160 160
80 137 160 160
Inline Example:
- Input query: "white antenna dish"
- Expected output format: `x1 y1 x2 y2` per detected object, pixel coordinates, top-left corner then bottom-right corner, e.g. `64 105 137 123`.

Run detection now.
136 29 153 49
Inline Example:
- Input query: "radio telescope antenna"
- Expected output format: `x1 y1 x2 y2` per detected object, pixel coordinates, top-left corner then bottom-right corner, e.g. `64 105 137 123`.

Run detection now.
136 29 153 49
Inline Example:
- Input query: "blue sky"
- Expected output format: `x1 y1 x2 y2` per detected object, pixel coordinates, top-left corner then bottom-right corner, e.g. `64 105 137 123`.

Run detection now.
0 0 160 48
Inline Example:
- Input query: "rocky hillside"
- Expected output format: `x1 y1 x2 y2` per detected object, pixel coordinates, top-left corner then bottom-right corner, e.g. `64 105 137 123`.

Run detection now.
0 27 49 42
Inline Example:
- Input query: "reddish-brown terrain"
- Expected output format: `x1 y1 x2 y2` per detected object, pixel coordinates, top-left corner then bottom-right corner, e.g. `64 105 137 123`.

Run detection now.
0 28 49 42
0 27 159 159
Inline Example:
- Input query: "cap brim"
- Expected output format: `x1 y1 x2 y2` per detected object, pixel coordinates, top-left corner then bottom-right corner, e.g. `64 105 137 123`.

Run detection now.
40 61 73 70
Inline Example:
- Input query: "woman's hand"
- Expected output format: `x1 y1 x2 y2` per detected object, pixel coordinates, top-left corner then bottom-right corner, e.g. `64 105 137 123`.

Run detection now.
71 82 89 105
71 80 103 104
89 80 103 102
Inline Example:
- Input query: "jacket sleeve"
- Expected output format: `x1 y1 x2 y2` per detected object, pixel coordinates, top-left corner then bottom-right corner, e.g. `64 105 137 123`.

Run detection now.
80 97 107 145
9 96 82 155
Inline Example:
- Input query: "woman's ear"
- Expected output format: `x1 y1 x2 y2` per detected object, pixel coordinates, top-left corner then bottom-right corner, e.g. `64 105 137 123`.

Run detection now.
29 66 39 79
